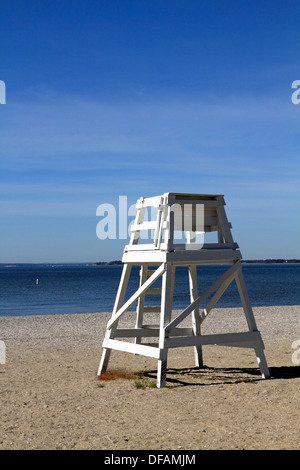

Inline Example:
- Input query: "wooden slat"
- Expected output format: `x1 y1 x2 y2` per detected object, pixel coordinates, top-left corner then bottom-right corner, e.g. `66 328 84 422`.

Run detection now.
168 192 224 199
122 248 242 264
107 263 166 329
172 242 239 251
172 243 204 251
130 221 158 232
164 331 262 348
97 263 132 376
165 261 241 333
172 199 222 207
114 328 160 338
188 264 203 367
136 195 164 209
199 266 236 324
157 263 173 387
103 338 162 359
166 249 242 263
128 207 145 246
135 264 148 345
146 288 162 295
153 196 164 248
114 327 194 338
216 198 234 244
143 306 161 313
124 243 156 251
122 251 167 263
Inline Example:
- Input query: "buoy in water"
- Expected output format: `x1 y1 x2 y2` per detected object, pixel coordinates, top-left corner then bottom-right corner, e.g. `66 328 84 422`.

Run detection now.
36 279 39 285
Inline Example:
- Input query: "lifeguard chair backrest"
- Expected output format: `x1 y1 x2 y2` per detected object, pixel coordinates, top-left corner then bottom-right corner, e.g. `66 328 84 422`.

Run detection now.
125 192 236 252
170 193 220 233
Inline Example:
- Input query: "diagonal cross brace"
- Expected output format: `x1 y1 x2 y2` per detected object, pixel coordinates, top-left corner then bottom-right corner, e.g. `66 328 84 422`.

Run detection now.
165 260 241 333
107 263 166 330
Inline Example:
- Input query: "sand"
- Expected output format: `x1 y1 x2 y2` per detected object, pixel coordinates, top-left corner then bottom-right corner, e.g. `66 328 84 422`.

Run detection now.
0 305 299 450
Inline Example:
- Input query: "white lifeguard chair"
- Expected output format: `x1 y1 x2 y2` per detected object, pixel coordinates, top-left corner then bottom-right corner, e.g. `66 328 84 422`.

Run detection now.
98 193 270 387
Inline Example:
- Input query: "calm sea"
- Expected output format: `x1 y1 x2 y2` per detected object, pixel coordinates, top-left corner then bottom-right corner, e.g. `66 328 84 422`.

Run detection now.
0 263 299 317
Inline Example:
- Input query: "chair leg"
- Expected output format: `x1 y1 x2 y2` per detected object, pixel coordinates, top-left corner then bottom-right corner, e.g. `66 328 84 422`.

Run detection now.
157 264 172 388
235 267 270 379
134 264 147 345
188 265 203 367
97 263 132 376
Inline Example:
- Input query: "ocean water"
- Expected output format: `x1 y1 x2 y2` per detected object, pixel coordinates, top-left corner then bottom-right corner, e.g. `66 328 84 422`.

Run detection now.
0 263 299 317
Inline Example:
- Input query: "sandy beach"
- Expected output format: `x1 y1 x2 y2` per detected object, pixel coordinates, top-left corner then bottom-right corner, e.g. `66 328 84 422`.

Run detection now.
0 305 299 450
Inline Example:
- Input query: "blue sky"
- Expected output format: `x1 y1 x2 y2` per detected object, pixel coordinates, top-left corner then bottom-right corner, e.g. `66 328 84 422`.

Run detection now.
0 0 299 262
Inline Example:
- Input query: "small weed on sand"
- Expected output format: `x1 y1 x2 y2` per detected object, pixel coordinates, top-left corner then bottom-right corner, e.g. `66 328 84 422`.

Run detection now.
97 369 138 381
97 369 157 389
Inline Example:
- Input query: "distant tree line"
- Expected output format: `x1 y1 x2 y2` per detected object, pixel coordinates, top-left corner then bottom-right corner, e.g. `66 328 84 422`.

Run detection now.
242 259 300 264
95 259 299 265
95 260 123 265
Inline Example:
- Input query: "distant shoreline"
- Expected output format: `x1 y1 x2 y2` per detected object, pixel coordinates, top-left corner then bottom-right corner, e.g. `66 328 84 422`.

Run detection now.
94 259 300 265
1 259 299 267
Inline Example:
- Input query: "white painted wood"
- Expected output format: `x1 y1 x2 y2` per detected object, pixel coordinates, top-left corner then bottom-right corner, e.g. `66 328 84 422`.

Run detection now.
254 344 271 379
198 262 237 324
124 243 159 252
153 196 164 248
114 327 194 338
136 195 165 209
157 349 168 388
98 193 269 386
166 204 174 252
164 331 262 348
168 192 224 199
122 249 242 264
147 288 162 295
173 242 239 250
107 263 166 330
188 264 203 367
234 267 258 331
134 265 148 345
216 196 234 244
143 306 161 313
130 221 159 232
97 263 132 376
128 206 145 246
165 261 241 333
165 249 242 263
234 267 270 378
173 198 222 207
157 263 173 387
104 338 162 359
186 231 196 243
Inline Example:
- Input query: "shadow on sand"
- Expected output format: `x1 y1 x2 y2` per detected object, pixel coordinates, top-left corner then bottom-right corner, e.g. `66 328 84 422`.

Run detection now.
141 365 300 387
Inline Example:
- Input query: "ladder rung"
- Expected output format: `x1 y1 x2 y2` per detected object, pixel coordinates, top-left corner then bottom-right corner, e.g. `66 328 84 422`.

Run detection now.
146 288 162 295
142 324 160 329
140 342 159 348
143 306 161 313
130 221 158 232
